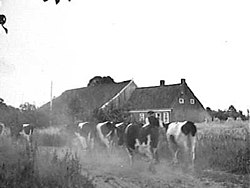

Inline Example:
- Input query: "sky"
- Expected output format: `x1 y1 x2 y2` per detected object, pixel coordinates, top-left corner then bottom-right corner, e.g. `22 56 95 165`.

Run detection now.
0 0 249 114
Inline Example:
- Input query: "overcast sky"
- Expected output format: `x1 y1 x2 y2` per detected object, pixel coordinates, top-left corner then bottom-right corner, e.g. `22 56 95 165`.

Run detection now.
0 0 249 114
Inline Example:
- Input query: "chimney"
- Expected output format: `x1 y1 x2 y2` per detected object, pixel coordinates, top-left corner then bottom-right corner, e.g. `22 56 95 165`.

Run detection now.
160 80 165 86
181 78 186 85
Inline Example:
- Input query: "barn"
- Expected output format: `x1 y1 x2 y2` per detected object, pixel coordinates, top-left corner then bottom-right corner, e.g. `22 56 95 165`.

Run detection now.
39 79 137 125
126 79 210 123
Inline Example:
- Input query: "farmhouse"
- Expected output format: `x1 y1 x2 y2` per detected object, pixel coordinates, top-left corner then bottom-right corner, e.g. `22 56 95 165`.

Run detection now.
126 79 210 123
40 78 209 124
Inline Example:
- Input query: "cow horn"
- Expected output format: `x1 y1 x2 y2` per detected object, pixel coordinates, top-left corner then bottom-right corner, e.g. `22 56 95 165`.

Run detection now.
115 122 123 127
23 124 29 127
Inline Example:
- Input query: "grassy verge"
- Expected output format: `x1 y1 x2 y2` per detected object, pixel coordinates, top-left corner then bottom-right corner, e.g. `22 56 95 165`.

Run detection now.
0 136 94 188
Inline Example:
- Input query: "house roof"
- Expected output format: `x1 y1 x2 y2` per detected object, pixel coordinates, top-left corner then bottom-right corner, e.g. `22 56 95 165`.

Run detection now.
127 84 181 110
40 80 132 113
126 82 204 111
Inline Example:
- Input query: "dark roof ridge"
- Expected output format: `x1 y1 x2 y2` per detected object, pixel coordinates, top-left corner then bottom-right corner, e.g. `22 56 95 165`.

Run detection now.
136 83 181 90
63 80 132 93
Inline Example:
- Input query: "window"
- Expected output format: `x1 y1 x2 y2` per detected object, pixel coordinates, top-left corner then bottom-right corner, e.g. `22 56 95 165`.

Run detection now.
179 98 184 104
163 112 170 123
190 99 195 104
139 113 145 122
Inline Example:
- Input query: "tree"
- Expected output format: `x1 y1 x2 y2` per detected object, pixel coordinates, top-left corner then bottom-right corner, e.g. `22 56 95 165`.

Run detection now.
19 102 37 124
206 106 248 121
87 76 115 87
19 102 37 112
228 105 237 113
227 105 239 120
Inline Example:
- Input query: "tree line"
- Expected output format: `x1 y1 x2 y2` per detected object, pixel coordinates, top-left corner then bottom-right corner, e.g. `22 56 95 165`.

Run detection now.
206 105 249 121
0 98 49 136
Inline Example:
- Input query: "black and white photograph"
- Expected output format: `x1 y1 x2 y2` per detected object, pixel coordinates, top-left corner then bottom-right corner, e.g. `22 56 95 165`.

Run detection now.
0 0 249 187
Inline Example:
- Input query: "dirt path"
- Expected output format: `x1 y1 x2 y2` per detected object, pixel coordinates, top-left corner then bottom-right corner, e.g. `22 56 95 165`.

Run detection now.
78 151 248 188
42 146 248 188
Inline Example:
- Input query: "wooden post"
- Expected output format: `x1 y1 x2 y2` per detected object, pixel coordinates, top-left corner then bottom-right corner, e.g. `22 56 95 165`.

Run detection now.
49 81 53 126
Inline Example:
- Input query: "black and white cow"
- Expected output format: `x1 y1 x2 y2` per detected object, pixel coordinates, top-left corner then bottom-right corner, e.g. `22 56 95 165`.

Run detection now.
116 121 161 172
74 121 96 151
96 121 118 152
19 123 34 144
163 121 197 166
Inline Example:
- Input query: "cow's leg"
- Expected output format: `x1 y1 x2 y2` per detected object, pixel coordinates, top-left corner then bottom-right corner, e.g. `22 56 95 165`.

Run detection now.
148 147 157 174
182 138 190 169
100 135 111 153
90 137 95 151
75 133 87 151
79 137 87 151
126 147 134 166
167 135 179 164
150 147 158 163
87 132 91 150
190 136 196 167
173 148 180 164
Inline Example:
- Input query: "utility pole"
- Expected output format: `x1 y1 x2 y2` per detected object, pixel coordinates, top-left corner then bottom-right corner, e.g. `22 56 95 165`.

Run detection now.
50 81 53 112
49 81 53 126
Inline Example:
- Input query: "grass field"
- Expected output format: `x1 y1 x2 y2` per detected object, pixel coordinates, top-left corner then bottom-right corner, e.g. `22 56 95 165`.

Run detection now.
195 121 249 174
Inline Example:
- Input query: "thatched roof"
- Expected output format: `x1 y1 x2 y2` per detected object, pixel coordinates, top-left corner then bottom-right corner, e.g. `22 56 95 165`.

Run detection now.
126 82 204 111
40 80 132 115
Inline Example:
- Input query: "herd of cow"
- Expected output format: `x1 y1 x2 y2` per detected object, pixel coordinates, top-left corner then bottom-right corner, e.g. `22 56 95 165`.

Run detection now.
0 111 197 172
68 112 197 172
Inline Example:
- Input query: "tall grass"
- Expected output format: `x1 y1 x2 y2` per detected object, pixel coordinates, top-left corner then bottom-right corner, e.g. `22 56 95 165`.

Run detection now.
0 136 94 188
195 121 249 175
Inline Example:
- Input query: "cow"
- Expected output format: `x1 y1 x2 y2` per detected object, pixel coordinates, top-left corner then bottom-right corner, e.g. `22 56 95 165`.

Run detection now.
74 121 96 151
116 120 161 173
163 121 197 167
19 123 34 144
96 121 118 152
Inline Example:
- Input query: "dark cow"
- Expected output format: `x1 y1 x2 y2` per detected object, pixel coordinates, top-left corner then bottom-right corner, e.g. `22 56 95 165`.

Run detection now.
116 120 161 172
74 121 96 151
19 123 34 144
96 121 118 152
163 121 197 166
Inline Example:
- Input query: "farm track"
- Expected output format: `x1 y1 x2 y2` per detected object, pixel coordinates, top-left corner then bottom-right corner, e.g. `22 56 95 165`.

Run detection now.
81 159 248 188
45 146 248 188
